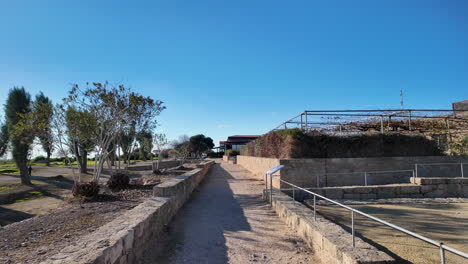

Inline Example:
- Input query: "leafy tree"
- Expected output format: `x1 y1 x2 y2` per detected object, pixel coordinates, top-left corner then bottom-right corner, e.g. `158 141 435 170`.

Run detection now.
5 87 33 184
34 92 54 166
64 82 164 183
120 123 136 165
172 135 190 164
137 130 153 161
0 120 9 157
189 134 214 157
65 107 97 173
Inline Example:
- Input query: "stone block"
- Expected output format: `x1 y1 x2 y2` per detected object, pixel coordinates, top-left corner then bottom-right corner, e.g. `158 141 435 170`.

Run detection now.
377 187 398 199
325 188 344 199
420 185 436 194
423 189 447 198
445 184 462 195
350 187 374 194
343 193 361 200
399 185 421 194
360 193 377 200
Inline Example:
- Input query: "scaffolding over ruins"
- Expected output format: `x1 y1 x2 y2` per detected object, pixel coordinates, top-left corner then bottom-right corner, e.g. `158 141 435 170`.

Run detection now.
272 108 468 150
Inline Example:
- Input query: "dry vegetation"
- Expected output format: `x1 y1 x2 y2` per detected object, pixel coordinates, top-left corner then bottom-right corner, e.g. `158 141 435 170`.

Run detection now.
240 129 444 159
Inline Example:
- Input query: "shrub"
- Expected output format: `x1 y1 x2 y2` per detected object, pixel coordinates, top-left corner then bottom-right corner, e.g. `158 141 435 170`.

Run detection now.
107 172 130 191
33 155 47 162
225 149 240 157
72 182 100 198
241 129 444 158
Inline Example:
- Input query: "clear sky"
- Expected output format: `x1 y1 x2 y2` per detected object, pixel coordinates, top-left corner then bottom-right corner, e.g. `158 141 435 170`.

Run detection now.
1 0 467 149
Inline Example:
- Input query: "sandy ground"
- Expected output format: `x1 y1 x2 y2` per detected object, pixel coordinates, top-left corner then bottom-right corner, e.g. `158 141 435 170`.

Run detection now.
311 200 468 264
142 162 319 264
0 161 190 226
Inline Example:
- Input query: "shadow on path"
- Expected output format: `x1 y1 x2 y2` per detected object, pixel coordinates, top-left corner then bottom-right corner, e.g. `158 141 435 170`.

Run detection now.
142 163 251 264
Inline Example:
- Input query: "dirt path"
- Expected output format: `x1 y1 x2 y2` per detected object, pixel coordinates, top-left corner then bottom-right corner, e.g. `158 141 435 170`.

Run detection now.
142 162 319 264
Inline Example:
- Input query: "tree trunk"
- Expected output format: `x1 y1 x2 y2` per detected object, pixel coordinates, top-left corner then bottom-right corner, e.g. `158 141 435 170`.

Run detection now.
46 151 51 166
80 150 88 173
18 161 31 185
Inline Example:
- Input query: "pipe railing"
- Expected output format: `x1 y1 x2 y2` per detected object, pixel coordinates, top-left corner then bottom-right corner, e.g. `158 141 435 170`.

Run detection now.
265 167 468 264
414 162 467 178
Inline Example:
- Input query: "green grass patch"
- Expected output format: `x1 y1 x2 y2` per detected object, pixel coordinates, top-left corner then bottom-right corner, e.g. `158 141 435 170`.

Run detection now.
28 191 43 196
0 168 19 174
0 163 16 167
13 191 44 203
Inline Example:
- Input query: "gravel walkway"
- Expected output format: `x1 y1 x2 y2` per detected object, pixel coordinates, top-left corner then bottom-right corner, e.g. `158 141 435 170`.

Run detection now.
142 162 319 264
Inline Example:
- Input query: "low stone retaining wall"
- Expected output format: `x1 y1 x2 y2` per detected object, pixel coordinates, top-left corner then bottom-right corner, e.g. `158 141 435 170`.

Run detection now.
269 191 395 264
237 155 280 180
302 178 468 200
127 160 180 171
222 155 237 164
43 161 214 264
237 155 468 188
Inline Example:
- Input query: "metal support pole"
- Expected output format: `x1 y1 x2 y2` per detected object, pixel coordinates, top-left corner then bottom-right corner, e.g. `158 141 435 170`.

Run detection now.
265 173 268 195
461 163 464 178
440 243 445 264
313 195 316 221
415 164 418 178
364 172 368 186
352 211 355 248
380 116 384 134
292 186 295 204
300 114 303 130
445 118 452 143
305 112 308 132
270 173 273 205
408 110 412 133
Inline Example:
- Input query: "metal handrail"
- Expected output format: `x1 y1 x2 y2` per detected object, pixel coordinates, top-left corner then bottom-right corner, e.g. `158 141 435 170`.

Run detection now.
266 168 468 264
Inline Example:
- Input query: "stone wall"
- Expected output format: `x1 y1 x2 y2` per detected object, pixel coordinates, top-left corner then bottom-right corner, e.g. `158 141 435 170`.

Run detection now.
237 156 281 188
238 155 468 188
127 160 180 171
269 191 395 264
43 161 214 264
303 178 468 200
237 155 280 180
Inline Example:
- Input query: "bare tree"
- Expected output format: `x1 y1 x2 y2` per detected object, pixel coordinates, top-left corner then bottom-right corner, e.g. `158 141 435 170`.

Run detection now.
153 132 168 171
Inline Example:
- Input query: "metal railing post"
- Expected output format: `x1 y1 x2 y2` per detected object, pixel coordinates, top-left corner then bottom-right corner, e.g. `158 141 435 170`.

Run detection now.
275 176 468 260
461 163 464 178
270 173 273 205
265 173 268 195
364 172 368 186
313 195 316 221
292 186 295 204
440 243 445 264
415 163 418 178
352 211 355 248
380 116 384 134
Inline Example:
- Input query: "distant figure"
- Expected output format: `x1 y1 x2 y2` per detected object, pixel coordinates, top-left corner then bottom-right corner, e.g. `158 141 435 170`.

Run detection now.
28 165 32 177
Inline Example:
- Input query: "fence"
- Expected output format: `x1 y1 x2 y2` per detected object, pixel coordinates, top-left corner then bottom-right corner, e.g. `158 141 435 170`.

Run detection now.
265 166 468 264
415 162 466 178
292 169 415 188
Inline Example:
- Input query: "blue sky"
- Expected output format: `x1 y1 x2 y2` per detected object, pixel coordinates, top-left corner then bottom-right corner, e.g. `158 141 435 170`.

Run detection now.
1 0 467 148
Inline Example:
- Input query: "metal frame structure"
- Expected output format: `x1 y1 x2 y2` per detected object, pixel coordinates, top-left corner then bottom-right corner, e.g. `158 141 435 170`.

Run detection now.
265 166 468 264
271 109 468 136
